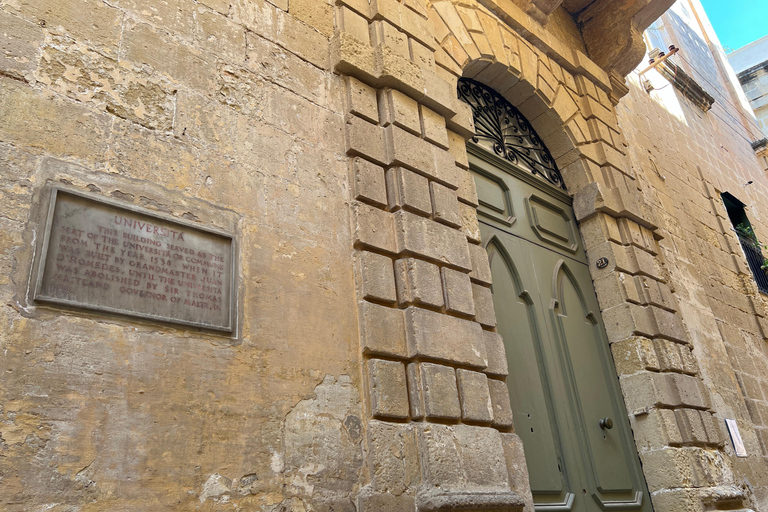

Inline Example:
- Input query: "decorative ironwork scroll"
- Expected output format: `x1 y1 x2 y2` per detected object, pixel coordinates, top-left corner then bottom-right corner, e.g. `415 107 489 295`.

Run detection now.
457 77 566 190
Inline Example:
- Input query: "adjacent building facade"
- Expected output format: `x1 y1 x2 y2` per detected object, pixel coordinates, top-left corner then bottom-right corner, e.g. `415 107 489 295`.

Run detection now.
2 0 768 511
729 35 768 141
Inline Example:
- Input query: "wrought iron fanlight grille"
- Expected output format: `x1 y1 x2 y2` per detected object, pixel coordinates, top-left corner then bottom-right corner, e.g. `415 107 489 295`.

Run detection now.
458 77 566 190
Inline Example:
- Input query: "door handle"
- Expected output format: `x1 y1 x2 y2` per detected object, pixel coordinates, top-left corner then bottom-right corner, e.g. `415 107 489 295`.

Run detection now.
599 417 614 430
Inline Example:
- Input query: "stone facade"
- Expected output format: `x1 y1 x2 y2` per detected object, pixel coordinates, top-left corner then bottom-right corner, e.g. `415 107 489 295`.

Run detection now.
2 0 768 510
728 35 768 140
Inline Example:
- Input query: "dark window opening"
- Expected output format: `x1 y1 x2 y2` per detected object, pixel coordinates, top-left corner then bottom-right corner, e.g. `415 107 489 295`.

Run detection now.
722 192 768 294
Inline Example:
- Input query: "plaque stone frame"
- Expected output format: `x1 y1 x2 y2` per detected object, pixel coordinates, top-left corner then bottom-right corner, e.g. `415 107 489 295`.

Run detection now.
33 185 238 333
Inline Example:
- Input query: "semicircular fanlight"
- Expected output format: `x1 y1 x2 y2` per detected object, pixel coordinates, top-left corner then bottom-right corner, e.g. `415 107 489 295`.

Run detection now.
457 77 566 190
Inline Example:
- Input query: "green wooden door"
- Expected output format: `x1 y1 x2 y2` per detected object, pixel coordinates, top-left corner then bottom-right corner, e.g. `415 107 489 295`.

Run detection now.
470 146 652 512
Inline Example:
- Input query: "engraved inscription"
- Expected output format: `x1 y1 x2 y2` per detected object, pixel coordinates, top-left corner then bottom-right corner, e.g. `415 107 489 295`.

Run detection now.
35 189 235 331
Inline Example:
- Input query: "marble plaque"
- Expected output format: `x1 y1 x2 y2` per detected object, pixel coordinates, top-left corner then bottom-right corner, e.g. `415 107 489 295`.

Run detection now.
34 187 236 332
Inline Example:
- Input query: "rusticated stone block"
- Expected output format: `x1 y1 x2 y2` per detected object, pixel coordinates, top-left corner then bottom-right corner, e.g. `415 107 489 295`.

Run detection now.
652 307 688 344
674 408 722 447
346 115 387 165
627 245 661 280
385 125 461 189
431 148 461 189
360 301 407 357
602 302 657 344
371 20 409 59
405 307 487 368
633 408 682 449
592 272 632 307
351 157 388 208
380 88 421 135
417 362 461 420
417 423 463 488
420 104 450 150
394 257 443 308
622 372 711 412
369 0 401 25
421 68 457 120
375 44 425 99
448 130 471 170
467 242 492 286
331 32 377 83
387 167 431 216
417 423 511 492
368 359 409 419
453 424 509 488
680 345 699 375
457 171 479 212
483 331 508 377
385 123 435 175
636 276 678 311
368 420 420 493
431 182 462 228
399 4 433 50
457 369 493 423
411 38 435 71
460 203 482 244
639 447 724 492
346 76 379 123
472 283 497 328
488 379 514 428
354 202 396 255
442 268 475 317
611 336 659 376
337 5 371 45
359 251 397 304
653 339 688 373
671 373 711 410
395 210 471 271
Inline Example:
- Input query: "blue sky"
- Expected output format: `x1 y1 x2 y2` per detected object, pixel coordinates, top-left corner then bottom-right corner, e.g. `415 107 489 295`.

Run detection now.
699 0 768 52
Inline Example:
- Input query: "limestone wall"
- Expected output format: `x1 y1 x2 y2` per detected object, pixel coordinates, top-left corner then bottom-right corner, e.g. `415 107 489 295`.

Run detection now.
0 0 364 509
3 0 768 511
616 1 768 510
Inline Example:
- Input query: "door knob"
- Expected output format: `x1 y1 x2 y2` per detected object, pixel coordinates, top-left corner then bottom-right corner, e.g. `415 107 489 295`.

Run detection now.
599 417 613 430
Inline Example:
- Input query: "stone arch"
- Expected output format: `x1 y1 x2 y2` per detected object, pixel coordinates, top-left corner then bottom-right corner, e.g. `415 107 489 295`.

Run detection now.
427 0 612 198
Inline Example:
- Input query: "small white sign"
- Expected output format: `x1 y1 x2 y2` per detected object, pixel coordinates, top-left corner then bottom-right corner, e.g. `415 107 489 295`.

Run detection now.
725 419 747 457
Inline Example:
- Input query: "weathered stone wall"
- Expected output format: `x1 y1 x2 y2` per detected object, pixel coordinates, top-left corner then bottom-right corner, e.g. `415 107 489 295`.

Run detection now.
4 0 768 510
616 1 768 510
0 0 365 509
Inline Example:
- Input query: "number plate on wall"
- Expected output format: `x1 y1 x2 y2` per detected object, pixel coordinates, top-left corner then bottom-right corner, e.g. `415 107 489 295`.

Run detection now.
34 187 236 332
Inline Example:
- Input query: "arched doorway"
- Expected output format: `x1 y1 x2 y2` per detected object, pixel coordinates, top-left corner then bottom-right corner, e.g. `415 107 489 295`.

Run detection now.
459 78 652 512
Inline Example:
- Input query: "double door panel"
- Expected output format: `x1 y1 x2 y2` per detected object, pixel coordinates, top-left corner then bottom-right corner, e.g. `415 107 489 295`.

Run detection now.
471 149 651 512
